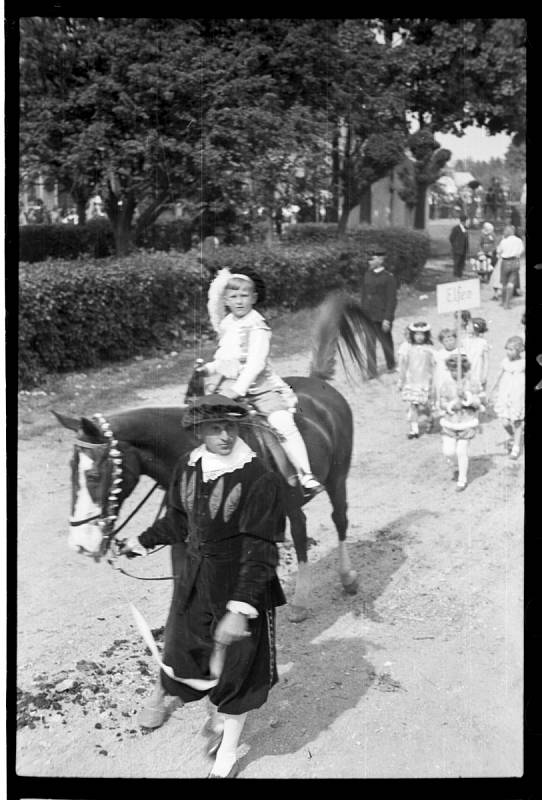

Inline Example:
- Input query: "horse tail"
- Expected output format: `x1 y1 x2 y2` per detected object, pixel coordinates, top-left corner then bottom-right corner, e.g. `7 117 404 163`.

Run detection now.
309 291 379 380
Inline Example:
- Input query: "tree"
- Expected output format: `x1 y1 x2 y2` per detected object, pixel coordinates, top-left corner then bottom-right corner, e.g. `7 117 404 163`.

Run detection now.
397 129 451 229
387 18 526 142
20 18 213 254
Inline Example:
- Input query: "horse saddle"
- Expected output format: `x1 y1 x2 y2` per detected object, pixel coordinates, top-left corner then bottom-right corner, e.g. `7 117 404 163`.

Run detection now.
246 411 299 488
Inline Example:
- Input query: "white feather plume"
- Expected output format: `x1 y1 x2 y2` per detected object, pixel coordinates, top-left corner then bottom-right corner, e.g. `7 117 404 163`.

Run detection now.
207 268 233 333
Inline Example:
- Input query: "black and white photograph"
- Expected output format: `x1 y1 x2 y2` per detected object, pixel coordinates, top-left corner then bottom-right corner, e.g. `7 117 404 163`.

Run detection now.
10 13 536 791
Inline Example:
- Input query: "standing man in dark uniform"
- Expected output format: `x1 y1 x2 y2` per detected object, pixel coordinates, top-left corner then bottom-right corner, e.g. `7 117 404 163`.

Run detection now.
120 394 286 778
449 213 469 278
360 245 398 378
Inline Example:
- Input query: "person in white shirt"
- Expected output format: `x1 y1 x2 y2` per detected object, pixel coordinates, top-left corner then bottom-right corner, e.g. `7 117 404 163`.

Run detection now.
494 225 524 309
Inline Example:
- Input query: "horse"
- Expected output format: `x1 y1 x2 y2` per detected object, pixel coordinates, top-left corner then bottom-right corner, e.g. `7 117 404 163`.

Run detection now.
55 292 386 623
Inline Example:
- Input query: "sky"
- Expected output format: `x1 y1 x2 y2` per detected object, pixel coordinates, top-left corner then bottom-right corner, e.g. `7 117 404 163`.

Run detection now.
435 128 512 165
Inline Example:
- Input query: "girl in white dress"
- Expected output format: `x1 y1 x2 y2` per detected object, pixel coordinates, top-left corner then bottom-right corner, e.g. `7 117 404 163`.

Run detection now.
397 321 435 439
463 317 490 400
489 335 525 459
200 267 324 497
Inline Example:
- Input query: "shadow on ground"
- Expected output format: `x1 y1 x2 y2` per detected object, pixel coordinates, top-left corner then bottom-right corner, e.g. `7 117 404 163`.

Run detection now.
239 508 437 767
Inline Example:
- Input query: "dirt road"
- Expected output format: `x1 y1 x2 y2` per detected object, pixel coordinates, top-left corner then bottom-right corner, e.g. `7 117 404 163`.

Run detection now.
16 265 525 779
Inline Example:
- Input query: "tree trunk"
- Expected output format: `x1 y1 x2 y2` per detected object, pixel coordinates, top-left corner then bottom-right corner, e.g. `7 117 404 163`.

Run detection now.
76 199 87 226
414 183 427 230
337 124 353 238
264 213 275 246
105 189 136 256
112 218 134 256
359 187 372 225
337 201 352 237
329 129 340 223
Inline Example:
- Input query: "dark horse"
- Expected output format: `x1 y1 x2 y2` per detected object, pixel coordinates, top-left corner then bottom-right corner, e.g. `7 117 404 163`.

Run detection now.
55 293 383 622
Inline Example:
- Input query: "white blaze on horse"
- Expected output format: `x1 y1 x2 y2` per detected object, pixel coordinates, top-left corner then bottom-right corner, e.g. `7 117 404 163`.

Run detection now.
55 292 390 622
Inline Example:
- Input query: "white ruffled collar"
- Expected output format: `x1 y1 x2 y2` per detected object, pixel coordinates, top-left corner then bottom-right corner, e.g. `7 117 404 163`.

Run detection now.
188 437 256 482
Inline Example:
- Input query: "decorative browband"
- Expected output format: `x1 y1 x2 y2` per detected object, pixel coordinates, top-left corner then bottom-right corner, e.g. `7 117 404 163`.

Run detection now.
91 413 123 534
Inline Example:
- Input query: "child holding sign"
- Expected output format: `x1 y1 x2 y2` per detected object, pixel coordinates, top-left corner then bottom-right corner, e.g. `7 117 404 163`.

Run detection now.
439 353 482 491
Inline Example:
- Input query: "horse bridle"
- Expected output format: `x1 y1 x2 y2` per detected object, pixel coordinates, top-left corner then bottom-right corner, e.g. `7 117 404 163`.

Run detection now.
71 413 169 578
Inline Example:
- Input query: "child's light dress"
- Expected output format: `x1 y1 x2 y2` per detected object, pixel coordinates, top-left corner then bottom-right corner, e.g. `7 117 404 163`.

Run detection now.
494 356 525 422
398 343 435 405
439 375 481 440
463 336 490 393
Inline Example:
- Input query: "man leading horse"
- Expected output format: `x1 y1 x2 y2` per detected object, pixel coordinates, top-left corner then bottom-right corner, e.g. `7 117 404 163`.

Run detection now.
120 394 287 778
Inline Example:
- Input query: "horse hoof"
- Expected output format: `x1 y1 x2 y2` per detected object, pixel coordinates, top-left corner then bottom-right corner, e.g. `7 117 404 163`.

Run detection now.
288 604 309 623
341 571 358 595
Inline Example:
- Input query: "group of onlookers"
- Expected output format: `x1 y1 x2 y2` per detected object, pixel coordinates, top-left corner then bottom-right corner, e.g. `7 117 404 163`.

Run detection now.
449 216 524 309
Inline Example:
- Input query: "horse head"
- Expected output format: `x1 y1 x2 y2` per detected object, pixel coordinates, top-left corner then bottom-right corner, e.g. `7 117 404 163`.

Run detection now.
53 410 142 560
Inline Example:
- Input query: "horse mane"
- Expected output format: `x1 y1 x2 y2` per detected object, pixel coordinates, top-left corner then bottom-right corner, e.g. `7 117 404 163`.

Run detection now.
309 291 377 380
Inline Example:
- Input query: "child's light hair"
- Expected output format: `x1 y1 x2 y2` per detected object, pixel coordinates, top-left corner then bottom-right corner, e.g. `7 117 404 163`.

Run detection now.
505 335 524 353
438 327 457 343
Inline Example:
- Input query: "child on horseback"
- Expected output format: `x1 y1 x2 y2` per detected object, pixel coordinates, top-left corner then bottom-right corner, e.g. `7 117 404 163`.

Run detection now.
397 321 435 438
199 267 324 498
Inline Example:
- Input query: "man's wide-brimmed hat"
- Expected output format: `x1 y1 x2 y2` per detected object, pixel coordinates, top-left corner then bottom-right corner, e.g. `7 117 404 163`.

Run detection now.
182 394 249 428
367 245 386 257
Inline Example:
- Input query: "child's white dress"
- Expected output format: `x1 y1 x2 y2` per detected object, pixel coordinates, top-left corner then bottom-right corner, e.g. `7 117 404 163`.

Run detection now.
463 336 490 392
494 357 525 422
398 343 435 405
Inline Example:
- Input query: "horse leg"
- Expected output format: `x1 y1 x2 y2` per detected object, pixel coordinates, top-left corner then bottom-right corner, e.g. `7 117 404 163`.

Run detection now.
327 475 358 595
284 489 310 623
137 676 168 728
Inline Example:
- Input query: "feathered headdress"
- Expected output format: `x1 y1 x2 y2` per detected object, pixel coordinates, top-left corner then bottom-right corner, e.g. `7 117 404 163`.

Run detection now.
207 268 235 333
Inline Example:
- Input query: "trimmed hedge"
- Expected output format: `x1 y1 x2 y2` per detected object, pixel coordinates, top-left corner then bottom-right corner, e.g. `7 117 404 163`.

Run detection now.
18 250 205 387
18 218 195 262
19 230 429 387
19 219 115 262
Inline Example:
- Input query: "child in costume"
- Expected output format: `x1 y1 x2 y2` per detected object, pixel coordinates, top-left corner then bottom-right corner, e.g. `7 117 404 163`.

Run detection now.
489 336 525 459
439 353 482 491
201 267 323 497
120 395 287 778
397 321 435 439
433 328 462 404
463 317 490 400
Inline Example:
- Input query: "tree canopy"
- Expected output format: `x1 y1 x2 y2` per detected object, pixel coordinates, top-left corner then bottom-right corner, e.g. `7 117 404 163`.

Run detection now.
19 17 527 252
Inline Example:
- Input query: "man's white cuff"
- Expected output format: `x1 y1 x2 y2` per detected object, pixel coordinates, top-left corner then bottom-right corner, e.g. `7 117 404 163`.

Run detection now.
227 600 259 618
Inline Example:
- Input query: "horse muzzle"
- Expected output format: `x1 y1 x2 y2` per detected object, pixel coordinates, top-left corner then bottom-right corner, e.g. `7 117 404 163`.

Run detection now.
68 520 106 559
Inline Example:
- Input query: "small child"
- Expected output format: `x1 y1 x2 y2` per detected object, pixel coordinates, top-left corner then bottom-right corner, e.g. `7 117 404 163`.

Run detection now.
489 336 525 459
463 317 490 400
439 353 482 491
397 321 435 439
433 328 461 408
454 309 473 352
201 267 324 497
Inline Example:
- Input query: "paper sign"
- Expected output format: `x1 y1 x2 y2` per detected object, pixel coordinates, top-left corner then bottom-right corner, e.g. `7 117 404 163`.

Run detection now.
436 279 481 314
